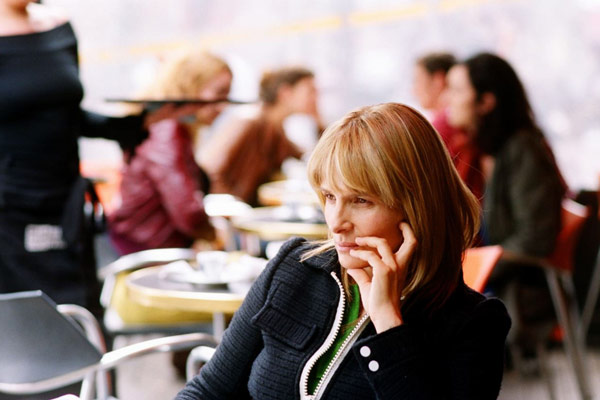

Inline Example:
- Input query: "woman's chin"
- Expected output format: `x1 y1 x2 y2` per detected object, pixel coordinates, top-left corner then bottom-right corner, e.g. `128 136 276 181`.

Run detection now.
338 253 368 270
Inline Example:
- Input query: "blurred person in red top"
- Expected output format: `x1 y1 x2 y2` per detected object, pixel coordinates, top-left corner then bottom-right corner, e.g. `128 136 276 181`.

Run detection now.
108 50 232 254
199 66 321 206
413 52 484 202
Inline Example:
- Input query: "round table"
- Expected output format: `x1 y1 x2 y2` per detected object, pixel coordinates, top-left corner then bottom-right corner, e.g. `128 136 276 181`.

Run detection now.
231 205 328 242
126 266 246 338
257 180 319 206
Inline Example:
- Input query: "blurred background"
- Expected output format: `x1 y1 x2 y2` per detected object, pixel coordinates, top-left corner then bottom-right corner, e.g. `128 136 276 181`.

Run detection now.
48 0 600 192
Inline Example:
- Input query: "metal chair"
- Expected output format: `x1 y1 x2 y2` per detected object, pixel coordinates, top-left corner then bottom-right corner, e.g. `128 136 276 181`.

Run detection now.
503 198 591 400
185 346 217 382
543 199 590 400
0 291 217 400
462 245 503 293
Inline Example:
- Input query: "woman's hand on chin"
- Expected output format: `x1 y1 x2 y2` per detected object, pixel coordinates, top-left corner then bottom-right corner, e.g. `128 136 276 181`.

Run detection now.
346 222 417 333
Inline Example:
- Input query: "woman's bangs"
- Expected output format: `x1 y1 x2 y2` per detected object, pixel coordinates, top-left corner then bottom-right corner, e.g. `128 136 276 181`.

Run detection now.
333 131 385 198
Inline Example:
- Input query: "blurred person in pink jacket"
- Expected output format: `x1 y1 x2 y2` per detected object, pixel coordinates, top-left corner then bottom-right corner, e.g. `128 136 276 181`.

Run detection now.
109 50 232 254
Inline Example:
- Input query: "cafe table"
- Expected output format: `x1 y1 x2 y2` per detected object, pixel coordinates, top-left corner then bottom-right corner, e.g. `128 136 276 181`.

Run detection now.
231 205 328 256
125 266 246 339
257 179 319 207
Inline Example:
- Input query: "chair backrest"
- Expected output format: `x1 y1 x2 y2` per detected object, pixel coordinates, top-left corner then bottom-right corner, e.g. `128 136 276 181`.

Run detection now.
98 247 196 281
0 291 101 386
98 247 196 309
79 160 122 216
462 245 503 293
547 198 589 272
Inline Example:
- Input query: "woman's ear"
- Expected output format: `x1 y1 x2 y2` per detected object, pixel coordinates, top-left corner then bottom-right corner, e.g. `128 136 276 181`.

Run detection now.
477 92 496 115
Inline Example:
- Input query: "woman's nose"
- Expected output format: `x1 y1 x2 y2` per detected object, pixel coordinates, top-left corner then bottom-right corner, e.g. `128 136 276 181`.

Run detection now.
328 205 351 234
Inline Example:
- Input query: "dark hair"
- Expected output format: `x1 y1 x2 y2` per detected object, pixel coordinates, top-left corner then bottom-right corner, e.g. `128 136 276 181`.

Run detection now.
259 67 314 104
463 52 538 155
417 52 457 75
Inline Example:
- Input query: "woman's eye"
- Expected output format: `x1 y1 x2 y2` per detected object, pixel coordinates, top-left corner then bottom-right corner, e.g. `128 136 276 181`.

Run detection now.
355 197 368 204
323 193 335 201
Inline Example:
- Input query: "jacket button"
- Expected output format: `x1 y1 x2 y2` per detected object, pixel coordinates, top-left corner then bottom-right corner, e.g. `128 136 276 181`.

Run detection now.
359 346 371 357
368 360 379 372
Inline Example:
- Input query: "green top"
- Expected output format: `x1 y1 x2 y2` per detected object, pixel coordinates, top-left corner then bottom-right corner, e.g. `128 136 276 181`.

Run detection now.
308 284 361 395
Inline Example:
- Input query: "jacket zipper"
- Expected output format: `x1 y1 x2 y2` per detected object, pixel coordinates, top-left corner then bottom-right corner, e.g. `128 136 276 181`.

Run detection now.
299 271 370 400
312 313 370 399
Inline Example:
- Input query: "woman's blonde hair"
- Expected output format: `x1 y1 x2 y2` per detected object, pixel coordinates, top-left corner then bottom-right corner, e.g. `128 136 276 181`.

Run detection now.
305 103 480 313
145 49 231 98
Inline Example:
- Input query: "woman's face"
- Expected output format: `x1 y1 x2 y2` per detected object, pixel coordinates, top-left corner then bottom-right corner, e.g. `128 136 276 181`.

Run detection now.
412 64 436 110
2 0 34 11
445 65 479 132
194 70 232 125
320 176 405 270
286 77 318 115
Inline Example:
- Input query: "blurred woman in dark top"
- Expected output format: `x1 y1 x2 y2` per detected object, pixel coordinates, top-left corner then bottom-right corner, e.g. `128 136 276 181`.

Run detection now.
0 0 145 310
446 52 567 361
108 50 232 254
412 51 485 202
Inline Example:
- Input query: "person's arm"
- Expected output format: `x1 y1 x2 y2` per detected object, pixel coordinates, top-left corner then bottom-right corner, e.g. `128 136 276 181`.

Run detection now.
199 117 259 202
351 297 510 399
276 132 303 165
175 238 306 400
79 110 147 153
501 135 564 257
142 120 212 238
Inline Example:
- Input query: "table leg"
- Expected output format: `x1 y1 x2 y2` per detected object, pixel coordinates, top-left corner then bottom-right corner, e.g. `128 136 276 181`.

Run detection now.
213 312 226 339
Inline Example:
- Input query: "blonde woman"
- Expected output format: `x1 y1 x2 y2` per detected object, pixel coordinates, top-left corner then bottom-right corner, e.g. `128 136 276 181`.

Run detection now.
109 50 232 253
177 103 510 399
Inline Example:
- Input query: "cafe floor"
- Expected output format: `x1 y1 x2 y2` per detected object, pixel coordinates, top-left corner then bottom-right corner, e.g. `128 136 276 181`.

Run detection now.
114 334 600 400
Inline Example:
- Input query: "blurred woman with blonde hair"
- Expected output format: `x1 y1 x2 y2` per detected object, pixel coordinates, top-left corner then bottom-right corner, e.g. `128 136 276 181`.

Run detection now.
178 103 510 399
109 49 232 254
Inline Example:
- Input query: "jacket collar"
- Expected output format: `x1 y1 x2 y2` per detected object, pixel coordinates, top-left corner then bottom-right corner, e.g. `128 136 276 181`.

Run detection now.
299 243 339 274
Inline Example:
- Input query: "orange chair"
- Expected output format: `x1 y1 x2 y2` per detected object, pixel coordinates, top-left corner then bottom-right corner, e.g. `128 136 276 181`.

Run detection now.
79 160 122 216
498 199 590 399
462 245 503 293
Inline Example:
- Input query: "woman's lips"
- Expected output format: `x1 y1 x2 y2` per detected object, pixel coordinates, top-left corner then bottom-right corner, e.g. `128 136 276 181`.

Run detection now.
335 242 358 253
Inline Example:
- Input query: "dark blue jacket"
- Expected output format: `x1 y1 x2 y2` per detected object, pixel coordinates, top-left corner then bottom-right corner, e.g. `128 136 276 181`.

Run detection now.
176 237 511 399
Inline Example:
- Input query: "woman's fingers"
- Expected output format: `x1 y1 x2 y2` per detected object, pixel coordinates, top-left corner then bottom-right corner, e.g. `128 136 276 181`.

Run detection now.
350 248 395 290
346 268 371 287
354 236 396 268
349 248 389 271
346 268 372 311
394 222 417 267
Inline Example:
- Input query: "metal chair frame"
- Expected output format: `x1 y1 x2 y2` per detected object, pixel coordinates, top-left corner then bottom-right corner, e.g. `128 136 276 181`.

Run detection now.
0 291 218 400
503 198 591 400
